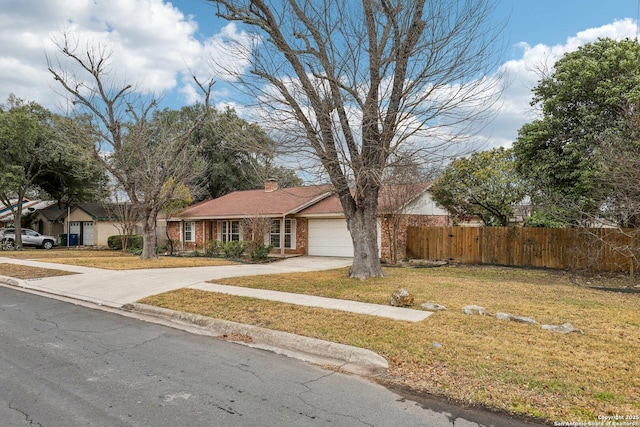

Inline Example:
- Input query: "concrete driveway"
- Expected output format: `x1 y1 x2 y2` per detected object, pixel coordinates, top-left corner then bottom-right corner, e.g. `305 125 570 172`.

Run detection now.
1 256 353 308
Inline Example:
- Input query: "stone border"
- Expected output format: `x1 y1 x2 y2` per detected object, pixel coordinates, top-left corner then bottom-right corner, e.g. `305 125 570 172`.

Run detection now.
462 305 584 334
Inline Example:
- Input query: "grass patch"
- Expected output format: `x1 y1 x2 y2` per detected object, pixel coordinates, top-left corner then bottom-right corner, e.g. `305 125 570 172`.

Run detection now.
0 262 77 279
142 265 640 423
0 249 237 270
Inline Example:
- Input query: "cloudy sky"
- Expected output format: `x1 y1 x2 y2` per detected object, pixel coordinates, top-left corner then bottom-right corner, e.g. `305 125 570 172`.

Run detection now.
1 0 639 150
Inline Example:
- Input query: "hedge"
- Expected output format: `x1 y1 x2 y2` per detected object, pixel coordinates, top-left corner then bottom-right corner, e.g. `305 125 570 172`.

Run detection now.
107 234 143 250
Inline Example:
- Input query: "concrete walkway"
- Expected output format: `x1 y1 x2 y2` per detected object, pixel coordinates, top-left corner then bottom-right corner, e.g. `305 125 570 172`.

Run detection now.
0 256 432 322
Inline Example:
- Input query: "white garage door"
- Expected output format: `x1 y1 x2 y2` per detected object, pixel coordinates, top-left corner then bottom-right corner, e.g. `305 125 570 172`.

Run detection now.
83 222 94 245
68 221 94 245
308 219 354 257
69 222 80 235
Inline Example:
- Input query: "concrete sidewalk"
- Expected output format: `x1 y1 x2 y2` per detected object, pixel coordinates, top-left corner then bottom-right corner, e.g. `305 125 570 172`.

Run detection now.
0 256 432 322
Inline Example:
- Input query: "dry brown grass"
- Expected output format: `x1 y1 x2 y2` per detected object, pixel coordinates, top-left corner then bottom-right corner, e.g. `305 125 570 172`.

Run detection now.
141 265 640 423
0 249 131 259
0 263 77 279
0 249 236 270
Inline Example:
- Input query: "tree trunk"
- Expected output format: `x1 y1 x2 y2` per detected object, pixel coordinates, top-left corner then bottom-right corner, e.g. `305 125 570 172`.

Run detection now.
13 198 24 250
141 212 158 259
346 206 384 279
166 227 175 256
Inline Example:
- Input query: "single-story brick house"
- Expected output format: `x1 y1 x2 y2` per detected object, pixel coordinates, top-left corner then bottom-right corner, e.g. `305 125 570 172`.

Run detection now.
168 181 450 261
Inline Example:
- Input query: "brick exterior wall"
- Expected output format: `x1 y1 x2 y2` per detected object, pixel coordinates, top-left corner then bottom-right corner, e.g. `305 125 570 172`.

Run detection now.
168 218 308 256
380 214 450 262
166 220 203 251
170 214 448 260
290 217 307 255
166 221 180 243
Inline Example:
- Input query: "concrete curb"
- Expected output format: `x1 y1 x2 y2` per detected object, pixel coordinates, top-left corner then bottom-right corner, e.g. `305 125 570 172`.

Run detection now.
0 276 388 375
126 303 389 375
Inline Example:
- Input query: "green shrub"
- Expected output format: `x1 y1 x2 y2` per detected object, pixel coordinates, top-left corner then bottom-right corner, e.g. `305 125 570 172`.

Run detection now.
127 247 143 256
205 240 224 257
222 240 244 258
523 212 565 228
185 250 202 257
130 235 143 249
107 235 124 250
107 234 143 250
245 240 273 261
254 243 273 261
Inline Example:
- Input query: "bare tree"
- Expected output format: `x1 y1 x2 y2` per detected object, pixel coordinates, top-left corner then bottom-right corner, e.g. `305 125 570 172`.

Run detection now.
542 107 640 281
161 180 193 256
208 0 504 278
379 159 431 263
241 215 273 260
101 182 138 252
47 34 214 259
579 110 640 280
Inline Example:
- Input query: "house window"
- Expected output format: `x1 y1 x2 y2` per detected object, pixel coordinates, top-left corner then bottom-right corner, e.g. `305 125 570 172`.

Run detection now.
220 220 241 243
270 219 295 249
184 221 195 242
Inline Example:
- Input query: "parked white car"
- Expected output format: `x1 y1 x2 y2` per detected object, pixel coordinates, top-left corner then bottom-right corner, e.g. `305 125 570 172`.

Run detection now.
0 228 57 249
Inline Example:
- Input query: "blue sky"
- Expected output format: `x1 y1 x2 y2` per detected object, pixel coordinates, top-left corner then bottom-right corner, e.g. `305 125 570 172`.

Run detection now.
500 0 639 47
2 0 640 150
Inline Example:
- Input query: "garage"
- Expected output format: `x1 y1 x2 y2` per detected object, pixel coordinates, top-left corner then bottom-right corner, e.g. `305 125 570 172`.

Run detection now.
82 222 94 245
69 221 94 245
308 218 354 257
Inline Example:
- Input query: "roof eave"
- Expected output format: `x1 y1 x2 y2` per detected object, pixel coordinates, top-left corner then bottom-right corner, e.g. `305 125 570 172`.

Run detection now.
283 191 334 216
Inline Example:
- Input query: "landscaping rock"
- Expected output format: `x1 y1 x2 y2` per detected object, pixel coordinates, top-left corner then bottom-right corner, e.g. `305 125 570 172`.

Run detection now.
407 259 448 268
462 305 491 316
495 312 538 324
390 288 414 307
542 323 584 334
421 302 447 311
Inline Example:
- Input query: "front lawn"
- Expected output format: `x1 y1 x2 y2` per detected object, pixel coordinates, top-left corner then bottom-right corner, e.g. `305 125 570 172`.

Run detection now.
0 248 237 270
0 263 77 279
140 265 640 424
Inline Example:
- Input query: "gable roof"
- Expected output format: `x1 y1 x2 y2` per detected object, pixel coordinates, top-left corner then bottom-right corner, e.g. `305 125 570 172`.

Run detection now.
173 185 334 220
73 202 111 220
298 182 433 216
37 204 68 222
73 202 138 221
172 182 433 220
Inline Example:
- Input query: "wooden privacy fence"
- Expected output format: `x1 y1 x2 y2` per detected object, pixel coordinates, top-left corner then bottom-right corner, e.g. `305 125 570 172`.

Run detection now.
406 226 640 273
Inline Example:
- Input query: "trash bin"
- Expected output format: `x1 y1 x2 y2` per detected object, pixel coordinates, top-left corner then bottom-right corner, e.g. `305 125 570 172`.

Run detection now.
59 234 67 246
69 233 79 246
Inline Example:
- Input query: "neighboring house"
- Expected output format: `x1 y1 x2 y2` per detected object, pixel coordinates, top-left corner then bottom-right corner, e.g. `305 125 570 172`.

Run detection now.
167 181 450 261
33 202 143 246
0 199 55 228
30 204 67 237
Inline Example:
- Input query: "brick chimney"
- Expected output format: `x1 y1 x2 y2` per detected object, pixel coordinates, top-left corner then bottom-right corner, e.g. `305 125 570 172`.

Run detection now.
264 179 278 192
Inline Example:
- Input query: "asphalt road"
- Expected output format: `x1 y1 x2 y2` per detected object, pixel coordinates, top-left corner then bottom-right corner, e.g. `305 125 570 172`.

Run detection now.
0 286 546 426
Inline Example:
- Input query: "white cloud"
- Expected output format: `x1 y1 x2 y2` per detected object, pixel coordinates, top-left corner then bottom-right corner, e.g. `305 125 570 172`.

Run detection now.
1 0 638 155
0 0 248 110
